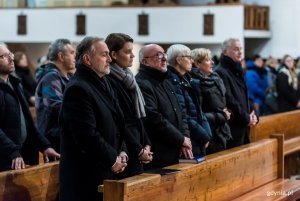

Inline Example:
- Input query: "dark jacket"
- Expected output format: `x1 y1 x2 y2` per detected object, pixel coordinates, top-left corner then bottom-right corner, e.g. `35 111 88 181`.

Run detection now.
0 75 50 171
215 56 251 148
15 65 36 106
190 68 232 151
276 66 300 112
168 66 211 156
136 64 190 169
59 64 126 201
107 72 151 177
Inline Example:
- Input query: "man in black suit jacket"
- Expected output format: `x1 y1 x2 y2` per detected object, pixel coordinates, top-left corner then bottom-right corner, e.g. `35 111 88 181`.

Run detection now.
59 37 128 201
136 44 193 169
215 38 258 148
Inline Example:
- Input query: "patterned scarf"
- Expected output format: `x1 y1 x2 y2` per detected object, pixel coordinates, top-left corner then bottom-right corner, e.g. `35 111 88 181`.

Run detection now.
110 63 146 118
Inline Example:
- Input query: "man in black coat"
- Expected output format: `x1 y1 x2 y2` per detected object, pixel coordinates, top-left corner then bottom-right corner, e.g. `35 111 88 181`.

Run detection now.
0 44 60 171
215 38 258 148
59 37 128 201
136 44 193 169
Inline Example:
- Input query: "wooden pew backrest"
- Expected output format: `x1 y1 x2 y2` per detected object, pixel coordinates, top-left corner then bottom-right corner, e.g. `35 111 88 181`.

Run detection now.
102 139 281 201
250 110 300 142
0 162 59 201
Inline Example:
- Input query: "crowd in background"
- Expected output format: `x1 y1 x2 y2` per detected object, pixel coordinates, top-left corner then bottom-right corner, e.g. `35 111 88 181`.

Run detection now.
0 35 299 201
243 54 300 115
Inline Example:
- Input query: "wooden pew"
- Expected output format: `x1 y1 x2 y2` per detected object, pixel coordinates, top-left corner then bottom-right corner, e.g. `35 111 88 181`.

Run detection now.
250 110 300 177
99 138 300 201
250 110 300 143
0 161 59 201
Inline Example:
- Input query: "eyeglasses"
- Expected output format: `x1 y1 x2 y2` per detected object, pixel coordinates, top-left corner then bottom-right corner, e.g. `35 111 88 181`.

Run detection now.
180 55 193 60
0 52 14 60
144 52 167 59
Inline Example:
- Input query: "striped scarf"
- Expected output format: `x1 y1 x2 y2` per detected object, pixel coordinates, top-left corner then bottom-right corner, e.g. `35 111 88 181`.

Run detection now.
110 63 146 118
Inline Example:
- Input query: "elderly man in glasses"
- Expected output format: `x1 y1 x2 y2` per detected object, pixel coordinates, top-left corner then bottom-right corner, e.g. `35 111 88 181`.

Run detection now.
0 44 60 171
135 44 193 169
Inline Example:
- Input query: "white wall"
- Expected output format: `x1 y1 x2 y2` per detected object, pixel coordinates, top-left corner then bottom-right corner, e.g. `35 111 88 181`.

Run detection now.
0 5 247 69
255 0 300 59
0 5 244 44
4 1 300 61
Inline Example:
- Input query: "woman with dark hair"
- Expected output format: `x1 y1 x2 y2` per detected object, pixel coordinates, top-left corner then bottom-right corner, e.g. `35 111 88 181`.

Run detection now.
105 33 152 177
14 51 36 106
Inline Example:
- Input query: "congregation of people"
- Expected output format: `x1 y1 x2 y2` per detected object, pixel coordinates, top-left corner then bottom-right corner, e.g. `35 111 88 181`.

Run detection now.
0 34 300 201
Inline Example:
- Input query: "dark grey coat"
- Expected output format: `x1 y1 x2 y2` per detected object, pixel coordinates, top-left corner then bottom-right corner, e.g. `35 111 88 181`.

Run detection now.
215 56 251 148
136 64 190 169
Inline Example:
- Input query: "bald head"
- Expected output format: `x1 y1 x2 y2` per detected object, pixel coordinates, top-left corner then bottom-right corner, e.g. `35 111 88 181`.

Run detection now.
139 44 158 62
139 44 167 72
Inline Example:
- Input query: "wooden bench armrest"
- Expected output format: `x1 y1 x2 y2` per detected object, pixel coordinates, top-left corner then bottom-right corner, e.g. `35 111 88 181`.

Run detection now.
0 162 59 201
284 137 300 156
232 179 300 201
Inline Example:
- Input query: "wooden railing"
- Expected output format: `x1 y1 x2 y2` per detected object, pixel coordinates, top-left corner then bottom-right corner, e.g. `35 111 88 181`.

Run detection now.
216 0 240 3
244 5 269 30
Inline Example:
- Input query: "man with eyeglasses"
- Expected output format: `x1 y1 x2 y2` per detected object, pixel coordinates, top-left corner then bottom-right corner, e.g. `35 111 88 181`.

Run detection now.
136 44 192 169
0 44 60 171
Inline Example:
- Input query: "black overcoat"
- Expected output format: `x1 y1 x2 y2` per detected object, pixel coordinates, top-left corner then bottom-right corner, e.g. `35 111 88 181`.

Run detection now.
215 56 250 148
59 64 126 201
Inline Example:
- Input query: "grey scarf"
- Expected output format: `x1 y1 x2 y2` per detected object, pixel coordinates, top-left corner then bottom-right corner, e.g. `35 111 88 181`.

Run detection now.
110 63 146 118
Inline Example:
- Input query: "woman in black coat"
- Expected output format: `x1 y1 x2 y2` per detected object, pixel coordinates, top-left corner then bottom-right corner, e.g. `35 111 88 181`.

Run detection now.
190 48 232 154
276 55 300 112
105 33 152 177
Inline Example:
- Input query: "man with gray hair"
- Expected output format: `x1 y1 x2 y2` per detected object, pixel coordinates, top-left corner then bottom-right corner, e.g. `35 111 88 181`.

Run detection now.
215 38 258 148
59 36 128 201
35 38 75 153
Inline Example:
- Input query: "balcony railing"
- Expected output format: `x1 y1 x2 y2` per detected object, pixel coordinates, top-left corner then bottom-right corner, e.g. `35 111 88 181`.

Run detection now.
0 0 179 8
244 5 269 30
